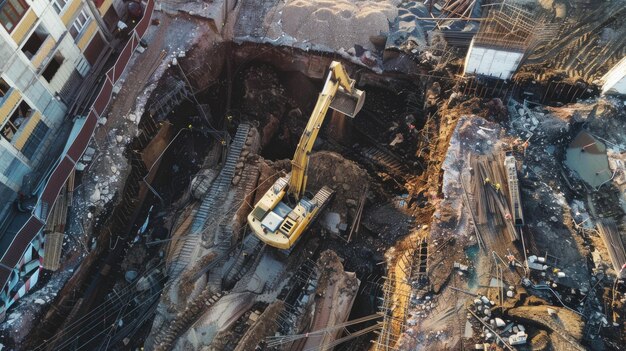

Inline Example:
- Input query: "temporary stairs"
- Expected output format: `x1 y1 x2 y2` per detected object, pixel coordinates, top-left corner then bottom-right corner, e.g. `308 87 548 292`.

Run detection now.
153 289 224 351
168 123 250 279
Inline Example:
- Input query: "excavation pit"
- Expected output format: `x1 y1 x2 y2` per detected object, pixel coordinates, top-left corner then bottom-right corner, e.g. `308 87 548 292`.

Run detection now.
14 40 433 351
138 42 431 349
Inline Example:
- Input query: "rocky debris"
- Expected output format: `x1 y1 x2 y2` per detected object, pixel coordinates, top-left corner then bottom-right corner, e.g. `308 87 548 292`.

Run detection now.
307 151 370 226
299 250 360 350
233 301 285 351
531 329 551 350
507 305 585 350
152 289 223 351
241 66 292 147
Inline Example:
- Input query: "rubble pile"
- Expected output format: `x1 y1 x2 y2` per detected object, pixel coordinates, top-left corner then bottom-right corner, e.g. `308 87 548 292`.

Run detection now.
299 250 360 350
4 1 626 350
308 151 370 228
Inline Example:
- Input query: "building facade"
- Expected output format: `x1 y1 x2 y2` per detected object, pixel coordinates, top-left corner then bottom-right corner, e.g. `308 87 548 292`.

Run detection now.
0 0 117 223
0 0 126 316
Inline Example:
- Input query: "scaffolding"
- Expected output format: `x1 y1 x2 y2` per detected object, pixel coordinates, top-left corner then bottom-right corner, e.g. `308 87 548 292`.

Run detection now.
373 236 428 350
473 3 542 52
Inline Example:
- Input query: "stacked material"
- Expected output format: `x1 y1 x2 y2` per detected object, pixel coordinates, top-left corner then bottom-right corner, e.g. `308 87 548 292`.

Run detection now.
596 219 626 273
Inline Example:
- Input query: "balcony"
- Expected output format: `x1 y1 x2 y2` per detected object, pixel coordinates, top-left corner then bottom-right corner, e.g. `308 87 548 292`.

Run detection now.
12 110 41 151
9 8 36 45
0 89 22 127
1 99 35 145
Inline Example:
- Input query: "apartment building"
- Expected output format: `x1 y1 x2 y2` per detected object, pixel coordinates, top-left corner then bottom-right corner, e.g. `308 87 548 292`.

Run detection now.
0 0 126 315
0 0 121 219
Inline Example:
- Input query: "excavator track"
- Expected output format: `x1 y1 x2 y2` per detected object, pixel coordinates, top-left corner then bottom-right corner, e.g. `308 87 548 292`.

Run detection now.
278 187 334 256
312 185 334 209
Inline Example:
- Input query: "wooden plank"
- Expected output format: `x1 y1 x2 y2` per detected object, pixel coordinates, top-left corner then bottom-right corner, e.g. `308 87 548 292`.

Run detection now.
42 232 64 271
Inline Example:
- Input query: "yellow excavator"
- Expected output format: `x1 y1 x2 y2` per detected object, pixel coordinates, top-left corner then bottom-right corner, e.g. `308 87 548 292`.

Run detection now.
247 61 365 250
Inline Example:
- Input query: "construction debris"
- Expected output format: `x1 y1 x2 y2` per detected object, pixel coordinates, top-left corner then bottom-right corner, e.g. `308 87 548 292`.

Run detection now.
2 2 626 351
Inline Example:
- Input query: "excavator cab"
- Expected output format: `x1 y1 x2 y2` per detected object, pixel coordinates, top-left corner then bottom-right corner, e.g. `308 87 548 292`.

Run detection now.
329 83 365 118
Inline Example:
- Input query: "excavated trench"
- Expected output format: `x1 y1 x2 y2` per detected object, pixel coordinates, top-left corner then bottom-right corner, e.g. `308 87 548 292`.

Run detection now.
22 42 432 350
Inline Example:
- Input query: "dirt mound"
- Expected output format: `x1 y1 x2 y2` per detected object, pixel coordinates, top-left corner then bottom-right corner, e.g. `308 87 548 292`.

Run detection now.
278 0 398 51
447 96 508 122
308 151 370 223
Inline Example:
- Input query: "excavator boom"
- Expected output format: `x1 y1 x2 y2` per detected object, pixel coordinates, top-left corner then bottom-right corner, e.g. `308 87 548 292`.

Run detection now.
289 62 365 200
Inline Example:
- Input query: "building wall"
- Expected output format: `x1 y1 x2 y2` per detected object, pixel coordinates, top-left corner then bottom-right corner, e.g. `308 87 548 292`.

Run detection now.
0 0 109 205
602 56 626 95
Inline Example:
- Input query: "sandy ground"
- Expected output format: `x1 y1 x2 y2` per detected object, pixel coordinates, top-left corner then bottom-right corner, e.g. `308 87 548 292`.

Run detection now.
274 0 398 51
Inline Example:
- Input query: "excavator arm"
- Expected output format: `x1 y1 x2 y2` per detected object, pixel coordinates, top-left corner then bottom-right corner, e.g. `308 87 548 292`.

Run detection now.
288 61 365 200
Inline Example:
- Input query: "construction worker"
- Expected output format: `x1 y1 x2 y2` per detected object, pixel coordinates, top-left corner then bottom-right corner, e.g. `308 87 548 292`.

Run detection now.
225 114 234 129
494 183 501 192
484 177 491 185
506 253 516 267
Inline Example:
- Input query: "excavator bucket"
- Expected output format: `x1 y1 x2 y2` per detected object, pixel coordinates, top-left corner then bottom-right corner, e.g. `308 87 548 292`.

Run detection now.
330 87 365 118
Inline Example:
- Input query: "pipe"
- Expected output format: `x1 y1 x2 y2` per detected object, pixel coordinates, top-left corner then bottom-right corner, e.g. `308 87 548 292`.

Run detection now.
595 169 617 191
141 126 190 208
84 0 114 43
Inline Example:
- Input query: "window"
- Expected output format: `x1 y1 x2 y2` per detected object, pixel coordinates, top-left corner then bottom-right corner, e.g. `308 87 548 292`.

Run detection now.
22 24 50 59
0 0 29 33
3 156 29 191
51 0 67 14
4 157 27 178
0 77 10 98
69 8 91 40
1 100 33 142
42 53 64 82
21 120 49 159
0 182 16 224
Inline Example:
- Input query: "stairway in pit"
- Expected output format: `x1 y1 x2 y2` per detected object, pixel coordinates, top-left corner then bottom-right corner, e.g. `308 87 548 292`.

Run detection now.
168 123 251 279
